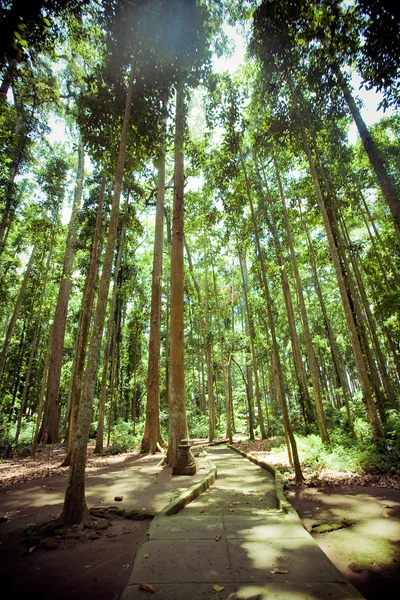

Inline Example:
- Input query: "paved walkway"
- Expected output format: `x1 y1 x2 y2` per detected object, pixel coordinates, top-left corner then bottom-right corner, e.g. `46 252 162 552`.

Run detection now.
121 446 364 599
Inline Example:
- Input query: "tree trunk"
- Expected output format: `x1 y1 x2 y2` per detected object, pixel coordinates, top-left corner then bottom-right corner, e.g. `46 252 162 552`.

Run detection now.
61 61 136 526
15 246 52 445
238 251 267 439
141 99 167 454
204 245 216 442
300 206 354 434
297 113 383 439
271 154 329 441
0 245 36 383
95 210 126 454
39 137 84 445
166 79 189 467
64 176 105 464
327 53 400 233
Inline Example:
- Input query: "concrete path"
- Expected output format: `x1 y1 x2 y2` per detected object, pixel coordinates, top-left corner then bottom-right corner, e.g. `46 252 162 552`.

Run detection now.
121 445 364 599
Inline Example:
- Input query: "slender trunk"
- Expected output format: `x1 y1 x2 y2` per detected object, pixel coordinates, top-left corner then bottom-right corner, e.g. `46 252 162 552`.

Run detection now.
64 176 105 464
244 167 303 478
271 154 328 441
0 58 18 101
326 49 400 234
166 79 188 467
300 207 354 434
15 247 52 445
211 261 232 442
238 251 267 439
204 245 216 442
142 100 167 454
61 61 136 526
297 113 383 440
0 246 36 382
39 137 84 445
340 217 396 408
95 214 126 454
232 356 254 441
31 328 52 457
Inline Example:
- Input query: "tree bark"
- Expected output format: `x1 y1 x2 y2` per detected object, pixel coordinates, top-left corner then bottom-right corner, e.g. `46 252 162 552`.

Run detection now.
297 113 383 439
271 154 329 441
141 99 167 454
63 176 105 464
15 246 52 445
39 137 84 445
166 79 189 467
238 251 267 439
95 205 126 455
326 50 400 234
61 61 136 526
0 245 36 383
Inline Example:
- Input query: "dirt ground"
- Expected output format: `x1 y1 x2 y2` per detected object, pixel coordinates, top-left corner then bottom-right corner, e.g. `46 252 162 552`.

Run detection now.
286 484 400 600
0 444 211 600
1 443 400 599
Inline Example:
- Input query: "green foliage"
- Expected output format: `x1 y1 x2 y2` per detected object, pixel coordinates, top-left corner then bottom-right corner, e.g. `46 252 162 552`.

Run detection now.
105 420 138 454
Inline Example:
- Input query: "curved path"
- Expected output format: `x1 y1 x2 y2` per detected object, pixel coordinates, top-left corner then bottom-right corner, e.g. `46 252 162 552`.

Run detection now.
121 445 364 599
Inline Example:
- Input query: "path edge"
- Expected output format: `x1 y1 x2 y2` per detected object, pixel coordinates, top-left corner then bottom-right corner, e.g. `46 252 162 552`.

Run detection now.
158 462 217 517
229 444 298 517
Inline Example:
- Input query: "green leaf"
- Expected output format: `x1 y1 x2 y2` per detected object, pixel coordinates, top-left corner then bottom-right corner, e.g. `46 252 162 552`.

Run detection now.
19 39 28 48
43 17 51 27
213 585 225 591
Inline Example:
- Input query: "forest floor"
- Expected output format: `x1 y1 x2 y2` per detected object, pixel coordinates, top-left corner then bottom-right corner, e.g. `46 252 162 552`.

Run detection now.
0 439 399 599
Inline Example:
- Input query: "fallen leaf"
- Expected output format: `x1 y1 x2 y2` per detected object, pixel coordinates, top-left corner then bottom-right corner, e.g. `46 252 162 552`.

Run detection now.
215 535 221 541
271 568 288 574
29 546 36 553
144 552 151 558
122 564 129 569
228 508 235 512
139 583 155 592
85 565 90 568
213 584 225 591
231 502 239 505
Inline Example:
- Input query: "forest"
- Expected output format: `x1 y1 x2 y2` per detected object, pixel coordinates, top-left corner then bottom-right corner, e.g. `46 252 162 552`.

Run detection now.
0 0 400 527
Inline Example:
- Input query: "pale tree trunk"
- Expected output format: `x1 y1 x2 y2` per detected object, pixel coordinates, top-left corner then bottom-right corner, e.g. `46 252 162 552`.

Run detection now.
166 79 188 467
204 245 216 442
232 356 255 441
0 87 28 256
95 212 126 454
31 329 52 458
255 240 303 482
141 100 167 454
0 245 36 382
164 206 172 416
211 262 233 443
184 236 210 423
271 154 329 442
340 217 396 408
326 50 400 234
15 246 52 445
261 187 314 429
61 61 136 526
238 251 267 439
298 115 383 439
300 209 354 433
242 178 303 479
359 192 400 289
39 137 84 445
0 58 18 101
63 176 105 465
